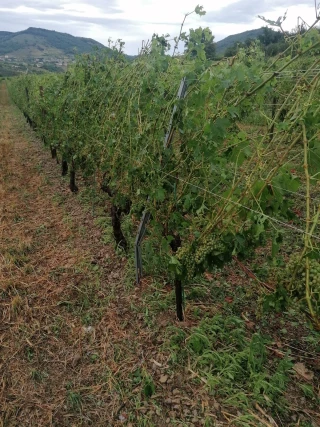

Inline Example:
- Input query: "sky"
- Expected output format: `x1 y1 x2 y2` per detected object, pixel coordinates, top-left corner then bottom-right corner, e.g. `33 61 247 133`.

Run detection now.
0 0 319 54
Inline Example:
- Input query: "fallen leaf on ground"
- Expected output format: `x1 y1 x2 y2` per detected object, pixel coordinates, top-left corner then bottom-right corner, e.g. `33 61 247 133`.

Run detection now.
204 272 214 281
293 362 314 381
160 375 168 384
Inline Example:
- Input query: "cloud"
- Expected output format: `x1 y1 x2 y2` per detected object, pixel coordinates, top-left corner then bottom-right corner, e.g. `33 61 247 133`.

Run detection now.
0 0 128 39
205 0 314 24
0 0 318 54
36 13 134 31
0 0 66 10
0 0 121 12
0 10 136 37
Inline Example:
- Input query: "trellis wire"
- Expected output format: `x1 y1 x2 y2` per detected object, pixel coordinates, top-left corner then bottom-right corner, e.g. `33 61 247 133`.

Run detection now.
166 173 320 242
134 77 188 284
164 77 187 147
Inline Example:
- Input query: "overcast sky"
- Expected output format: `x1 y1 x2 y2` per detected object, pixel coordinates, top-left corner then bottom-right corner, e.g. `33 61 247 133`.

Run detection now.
0 0 319 54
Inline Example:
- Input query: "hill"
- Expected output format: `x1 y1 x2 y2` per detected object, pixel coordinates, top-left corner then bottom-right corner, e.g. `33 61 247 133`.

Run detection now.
0 31 13 39
0 27 108 59
216 28 266 55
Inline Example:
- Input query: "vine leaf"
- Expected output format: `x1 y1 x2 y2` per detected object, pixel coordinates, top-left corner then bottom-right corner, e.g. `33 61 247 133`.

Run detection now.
169 256 182 276
195 5 206 16
258 11 287 27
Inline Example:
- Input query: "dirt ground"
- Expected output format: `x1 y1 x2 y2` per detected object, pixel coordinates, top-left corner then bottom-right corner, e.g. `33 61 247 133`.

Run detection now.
0 82 146 426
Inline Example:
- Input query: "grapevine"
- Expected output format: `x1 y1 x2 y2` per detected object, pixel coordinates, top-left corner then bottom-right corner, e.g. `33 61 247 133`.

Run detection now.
7 14 320 322
286 255 320 315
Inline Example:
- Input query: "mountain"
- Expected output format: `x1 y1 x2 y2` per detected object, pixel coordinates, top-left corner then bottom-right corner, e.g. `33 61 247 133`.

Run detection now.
0 31 13 39
0 27 109 58
216 28 266 55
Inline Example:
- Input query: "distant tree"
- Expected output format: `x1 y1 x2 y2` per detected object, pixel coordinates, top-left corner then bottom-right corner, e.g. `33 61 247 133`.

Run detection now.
224 43 239 57
224 38 257 57
244 38 254 47
258 27 285 46
204 37 216 60
225 28 288 58
264 41 287 56
184 27 216 60
42 63 63 73
257 27 288 56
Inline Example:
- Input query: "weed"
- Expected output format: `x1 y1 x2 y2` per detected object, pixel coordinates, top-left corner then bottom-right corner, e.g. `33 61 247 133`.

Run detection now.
94 216 109 228
13 214 24 223
304 331 320 352
49 266 67 280
78 225 87 237
89 353 99 363
52 193 65 205
8 241 34 261
187 285 209 301
31 369 48 383
35 223 48 235
23 264 34 274
262 286 289 313
13 254 29 267
11 295 23 313
130 367 156 398
43 176 51 185
63 214 73 226
35 163 43 173
142 372 156 398
167 314 293 414
81 312 92 326
50 316 66 336
25 346 34 362
67 390 82 411
299 383 315 399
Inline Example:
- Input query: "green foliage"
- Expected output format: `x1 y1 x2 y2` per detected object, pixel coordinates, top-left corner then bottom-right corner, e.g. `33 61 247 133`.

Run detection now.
216 28 269 56
130 368 156 398
184 27 216 60
258 26 287 56
0 62 20 77
170 314 293 410
67 390 82 410
194 5 206 16
258 27 285 46
224 28 287 58
262 286 289 313
258 11 287 29
143 374 156 398
225 38 255 57
285 255 320 314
